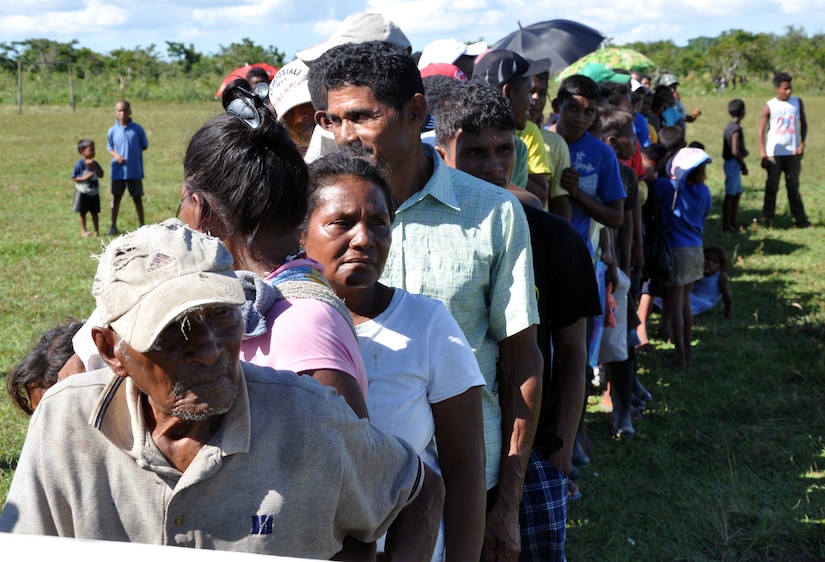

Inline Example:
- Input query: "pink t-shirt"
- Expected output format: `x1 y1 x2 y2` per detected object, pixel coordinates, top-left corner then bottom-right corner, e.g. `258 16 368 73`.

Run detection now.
239 260 368 398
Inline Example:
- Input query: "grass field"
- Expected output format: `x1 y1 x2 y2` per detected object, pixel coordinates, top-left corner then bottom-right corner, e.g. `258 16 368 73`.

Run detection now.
1 93 824 560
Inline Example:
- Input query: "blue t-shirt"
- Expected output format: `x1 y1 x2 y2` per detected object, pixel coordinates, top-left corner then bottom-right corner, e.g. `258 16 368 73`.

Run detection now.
662 100 687 128
567 132 627 256
634 111 651 148
655 177 712 247
72 159 100 195
107 120 148 180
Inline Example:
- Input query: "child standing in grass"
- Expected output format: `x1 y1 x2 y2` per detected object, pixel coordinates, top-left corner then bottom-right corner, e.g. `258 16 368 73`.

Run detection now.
71 138 103 237
722 99 748 232
656 147 713 368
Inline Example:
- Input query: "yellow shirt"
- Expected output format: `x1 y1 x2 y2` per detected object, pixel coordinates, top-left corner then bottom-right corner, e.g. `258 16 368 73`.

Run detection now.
516 121 552 176
540 128 571 200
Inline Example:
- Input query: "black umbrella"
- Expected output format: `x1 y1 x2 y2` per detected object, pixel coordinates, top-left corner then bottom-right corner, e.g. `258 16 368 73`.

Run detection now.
492 19 605 72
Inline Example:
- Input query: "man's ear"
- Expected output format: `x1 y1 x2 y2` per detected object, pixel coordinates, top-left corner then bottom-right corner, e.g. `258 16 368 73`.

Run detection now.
405 93 428 128
501 84 511 100
434 144 448 161
551 98 560 114
314 109 331 130
606 135 617 147
92 326 127 378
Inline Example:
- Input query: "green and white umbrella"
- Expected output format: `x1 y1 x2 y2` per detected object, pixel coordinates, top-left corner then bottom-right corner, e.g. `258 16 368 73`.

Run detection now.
556 47 656 81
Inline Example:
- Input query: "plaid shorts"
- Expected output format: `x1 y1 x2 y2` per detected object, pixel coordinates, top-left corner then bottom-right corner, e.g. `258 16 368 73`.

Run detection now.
518 450 568 562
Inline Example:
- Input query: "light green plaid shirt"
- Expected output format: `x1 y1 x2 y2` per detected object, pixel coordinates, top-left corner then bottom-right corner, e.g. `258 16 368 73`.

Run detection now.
381 145 539 489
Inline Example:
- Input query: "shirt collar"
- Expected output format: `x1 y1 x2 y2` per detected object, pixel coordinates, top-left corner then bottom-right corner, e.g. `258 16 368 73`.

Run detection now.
397 143 462 213
90 365 252 463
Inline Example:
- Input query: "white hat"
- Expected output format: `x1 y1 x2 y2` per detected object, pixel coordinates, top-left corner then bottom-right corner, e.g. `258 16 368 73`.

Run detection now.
93 219 245 353
269 59 312 118
417 38 488 70
669 147 712 184
297 12 411 63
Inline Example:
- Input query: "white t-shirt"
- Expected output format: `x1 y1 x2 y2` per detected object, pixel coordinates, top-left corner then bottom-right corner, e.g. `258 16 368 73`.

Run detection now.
357 289 484 467
356 288 484 561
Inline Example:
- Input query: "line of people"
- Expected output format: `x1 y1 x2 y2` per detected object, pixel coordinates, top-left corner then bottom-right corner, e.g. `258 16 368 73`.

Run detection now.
4 11 782 562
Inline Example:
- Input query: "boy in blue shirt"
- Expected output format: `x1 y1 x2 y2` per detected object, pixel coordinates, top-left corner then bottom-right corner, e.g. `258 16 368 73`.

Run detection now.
106 100 148 235
71 138 103 237
551 75 626 257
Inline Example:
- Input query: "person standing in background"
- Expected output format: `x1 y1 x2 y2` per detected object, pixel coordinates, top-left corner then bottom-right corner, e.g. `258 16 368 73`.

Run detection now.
106 100 148 235
757 72 811 228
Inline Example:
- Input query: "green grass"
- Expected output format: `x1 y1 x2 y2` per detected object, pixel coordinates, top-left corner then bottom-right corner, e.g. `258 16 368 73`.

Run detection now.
0 101 222 498
568 92 825 560
1 94 824 559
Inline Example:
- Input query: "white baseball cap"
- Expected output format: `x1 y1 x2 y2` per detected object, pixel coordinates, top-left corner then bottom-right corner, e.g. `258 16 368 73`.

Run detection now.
93 219 245 352
269 59 312 118
297 12 411 63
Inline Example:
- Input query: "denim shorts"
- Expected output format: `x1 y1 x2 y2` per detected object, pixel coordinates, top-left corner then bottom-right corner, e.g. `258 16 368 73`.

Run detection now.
724 159 743 195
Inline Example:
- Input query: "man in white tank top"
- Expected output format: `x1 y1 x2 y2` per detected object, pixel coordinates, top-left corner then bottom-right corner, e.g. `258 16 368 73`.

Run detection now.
757 71 810 228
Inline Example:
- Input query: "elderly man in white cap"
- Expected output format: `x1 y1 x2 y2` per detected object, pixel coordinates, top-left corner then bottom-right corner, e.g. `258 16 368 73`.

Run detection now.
0 219 444 561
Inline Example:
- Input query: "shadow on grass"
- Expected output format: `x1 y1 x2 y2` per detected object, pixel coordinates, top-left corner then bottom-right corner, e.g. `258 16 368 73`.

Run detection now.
572 302 825 560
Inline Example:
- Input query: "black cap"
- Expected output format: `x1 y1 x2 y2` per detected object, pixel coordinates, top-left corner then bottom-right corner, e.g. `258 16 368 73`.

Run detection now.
473 50 552 87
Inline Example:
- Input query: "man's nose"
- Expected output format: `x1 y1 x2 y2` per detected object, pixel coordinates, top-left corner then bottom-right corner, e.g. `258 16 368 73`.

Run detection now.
481 154 503 174
183 322 224 365
340 120 359 144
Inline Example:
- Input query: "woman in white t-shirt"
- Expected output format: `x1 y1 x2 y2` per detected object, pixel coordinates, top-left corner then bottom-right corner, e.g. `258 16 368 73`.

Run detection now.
300 153 486 562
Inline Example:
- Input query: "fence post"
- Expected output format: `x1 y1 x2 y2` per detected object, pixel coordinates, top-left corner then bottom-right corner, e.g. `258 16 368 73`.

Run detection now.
68 61 76 112
17 60 22 114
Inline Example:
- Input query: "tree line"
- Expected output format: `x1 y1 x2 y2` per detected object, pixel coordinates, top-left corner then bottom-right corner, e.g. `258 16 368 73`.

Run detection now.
623 26 825 91
1 26 823 106
0 38 287 105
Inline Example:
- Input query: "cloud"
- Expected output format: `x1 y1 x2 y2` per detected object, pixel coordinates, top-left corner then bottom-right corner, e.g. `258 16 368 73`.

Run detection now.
0 0 822 59
0 0 127 38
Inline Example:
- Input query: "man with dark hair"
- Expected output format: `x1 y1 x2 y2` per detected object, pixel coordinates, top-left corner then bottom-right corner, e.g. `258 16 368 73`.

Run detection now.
552 75 626 256
434 80 600 561
757 71 810 228
310 40 543 561
0 220 445 561
245 66 270 87
474 50 553 207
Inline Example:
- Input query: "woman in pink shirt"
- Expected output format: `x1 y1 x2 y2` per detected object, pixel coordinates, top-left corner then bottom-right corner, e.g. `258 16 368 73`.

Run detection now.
178 86 368 419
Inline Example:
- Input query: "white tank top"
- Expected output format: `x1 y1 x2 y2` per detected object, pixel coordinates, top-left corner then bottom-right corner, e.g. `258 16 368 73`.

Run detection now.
765 97 801 157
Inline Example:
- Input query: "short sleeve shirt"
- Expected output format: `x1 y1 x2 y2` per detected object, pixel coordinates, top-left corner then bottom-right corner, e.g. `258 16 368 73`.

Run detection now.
541 128 571 200
107 120 148 180
380 144 538 489
512 135 529 188
516 121 552 175
567 132 627 256
0 365 424 558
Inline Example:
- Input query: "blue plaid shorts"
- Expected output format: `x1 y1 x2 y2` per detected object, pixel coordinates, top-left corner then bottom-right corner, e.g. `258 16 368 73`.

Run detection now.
518 450 568 562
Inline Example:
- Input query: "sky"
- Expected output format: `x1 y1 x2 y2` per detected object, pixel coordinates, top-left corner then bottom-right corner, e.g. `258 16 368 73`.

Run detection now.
1 0 822 64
